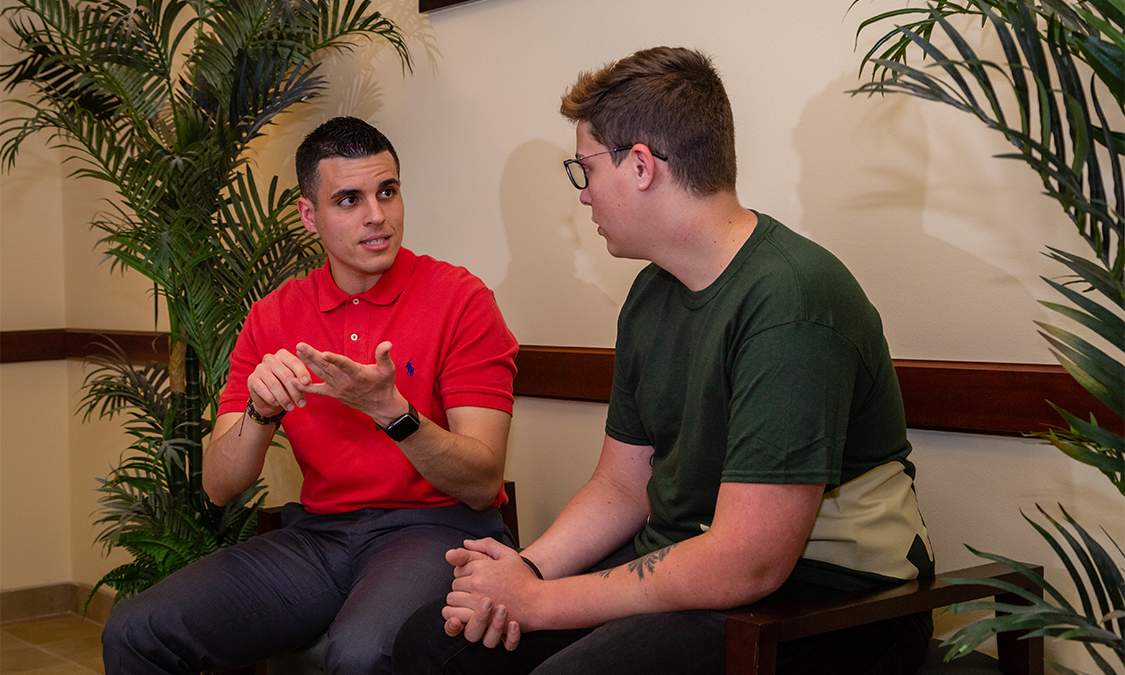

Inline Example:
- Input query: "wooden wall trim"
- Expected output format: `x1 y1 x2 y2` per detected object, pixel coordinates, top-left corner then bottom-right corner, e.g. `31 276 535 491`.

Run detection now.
511 345 615 403
511 346 1121 437
3 330 1119 437
892 359 1118 436
418 0 472 12
0 328 169 364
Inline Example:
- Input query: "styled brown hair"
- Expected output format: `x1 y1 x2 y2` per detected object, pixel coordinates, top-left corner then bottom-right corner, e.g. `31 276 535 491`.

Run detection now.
560 46 736 196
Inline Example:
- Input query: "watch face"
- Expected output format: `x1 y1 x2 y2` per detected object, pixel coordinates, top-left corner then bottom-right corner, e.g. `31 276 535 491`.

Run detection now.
386 407 420 442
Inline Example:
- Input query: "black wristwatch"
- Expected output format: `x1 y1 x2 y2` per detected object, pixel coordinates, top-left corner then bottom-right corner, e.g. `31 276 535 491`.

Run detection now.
382 403 420 442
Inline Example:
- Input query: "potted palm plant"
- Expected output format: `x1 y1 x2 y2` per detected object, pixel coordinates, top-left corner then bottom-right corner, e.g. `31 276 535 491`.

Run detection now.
0 0 411 604
854 0 1122 672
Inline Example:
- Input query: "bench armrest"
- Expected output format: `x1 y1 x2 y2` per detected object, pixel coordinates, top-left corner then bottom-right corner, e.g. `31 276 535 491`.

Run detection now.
725 561 1045 675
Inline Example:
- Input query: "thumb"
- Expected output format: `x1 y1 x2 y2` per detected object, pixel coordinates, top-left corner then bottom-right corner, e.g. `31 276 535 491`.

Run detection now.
447 547 472 566
462 537 514 560
374 341 395 370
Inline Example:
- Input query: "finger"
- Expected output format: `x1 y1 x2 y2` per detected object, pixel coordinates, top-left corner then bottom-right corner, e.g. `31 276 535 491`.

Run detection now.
442 605 474 623
318 350 361 373
446 547 472 566
448 547 489 570
294 339 333 382
252 352 308 411
445 590 475 611
461 598 493 643
504 621 522 651
444 616 465 638
441 605 472 637
273 348 311 384
462 537 513 560
248 372 288 411
262 349 311 409
481 604 509 650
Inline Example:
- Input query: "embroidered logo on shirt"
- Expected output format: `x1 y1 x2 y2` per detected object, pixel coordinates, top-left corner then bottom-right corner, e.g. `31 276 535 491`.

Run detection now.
405 359 415 377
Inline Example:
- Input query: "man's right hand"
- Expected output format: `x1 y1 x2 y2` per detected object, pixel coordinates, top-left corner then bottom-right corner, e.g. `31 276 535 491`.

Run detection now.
203 347 310 506
248 348 314 415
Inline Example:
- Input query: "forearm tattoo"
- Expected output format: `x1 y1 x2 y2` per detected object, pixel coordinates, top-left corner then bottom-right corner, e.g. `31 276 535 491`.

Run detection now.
595 543 679 581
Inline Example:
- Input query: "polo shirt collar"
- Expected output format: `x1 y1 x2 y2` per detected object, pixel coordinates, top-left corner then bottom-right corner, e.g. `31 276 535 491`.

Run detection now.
316 247 417 311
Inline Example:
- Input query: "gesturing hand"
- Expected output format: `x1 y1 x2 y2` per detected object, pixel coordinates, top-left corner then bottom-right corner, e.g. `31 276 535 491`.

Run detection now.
295 341 401 420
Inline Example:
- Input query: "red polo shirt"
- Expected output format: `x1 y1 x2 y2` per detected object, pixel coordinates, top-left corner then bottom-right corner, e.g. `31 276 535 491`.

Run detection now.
218 248 518 513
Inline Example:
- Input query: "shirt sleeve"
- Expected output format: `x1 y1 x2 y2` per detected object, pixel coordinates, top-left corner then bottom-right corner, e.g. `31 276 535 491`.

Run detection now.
437 286 518 414
216 304 263 417
722 321 862 487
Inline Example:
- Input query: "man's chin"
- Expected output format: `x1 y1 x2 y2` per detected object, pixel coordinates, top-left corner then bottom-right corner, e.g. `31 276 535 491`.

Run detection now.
601 239 631 260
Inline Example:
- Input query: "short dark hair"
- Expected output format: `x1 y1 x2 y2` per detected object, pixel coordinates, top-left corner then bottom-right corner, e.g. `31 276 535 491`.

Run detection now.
560 47 737 196
295 117 400 203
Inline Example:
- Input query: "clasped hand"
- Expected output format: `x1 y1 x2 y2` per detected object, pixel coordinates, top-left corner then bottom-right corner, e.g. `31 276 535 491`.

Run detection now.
443 538 538 651
248 340 399 420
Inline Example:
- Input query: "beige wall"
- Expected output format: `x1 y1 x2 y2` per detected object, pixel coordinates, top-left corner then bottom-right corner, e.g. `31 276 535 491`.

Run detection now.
1 0 1121 667
0 61 71 591
1 361 71 586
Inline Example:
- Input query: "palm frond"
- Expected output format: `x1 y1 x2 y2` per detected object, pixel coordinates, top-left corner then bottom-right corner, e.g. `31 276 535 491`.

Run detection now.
855 3 1124 666
1043 410 1125 492
940 507 1124 670
854 0 1124 250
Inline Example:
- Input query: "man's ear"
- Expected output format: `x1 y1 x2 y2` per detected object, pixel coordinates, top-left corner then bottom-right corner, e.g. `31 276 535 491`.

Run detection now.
297 197 318 234
630 145 658 192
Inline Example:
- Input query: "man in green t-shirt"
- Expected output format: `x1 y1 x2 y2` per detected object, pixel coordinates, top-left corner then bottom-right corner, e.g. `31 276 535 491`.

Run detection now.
393 46 934 675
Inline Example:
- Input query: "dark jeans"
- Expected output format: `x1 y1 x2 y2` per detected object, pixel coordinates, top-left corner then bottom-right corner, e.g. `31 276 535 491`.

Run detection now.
102 503 509 675
391 545 932 675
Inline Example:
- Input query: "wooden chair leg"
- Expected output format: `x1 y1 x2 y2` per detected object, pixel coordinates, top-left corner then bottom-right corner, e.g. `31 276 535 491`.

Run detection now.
725 618 774 675
995 589 1044 675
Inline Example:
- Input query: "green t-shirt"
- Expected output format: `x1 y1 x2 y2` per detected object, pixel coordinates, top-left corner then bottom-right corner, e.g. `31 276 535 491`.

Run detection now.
606 213 933 591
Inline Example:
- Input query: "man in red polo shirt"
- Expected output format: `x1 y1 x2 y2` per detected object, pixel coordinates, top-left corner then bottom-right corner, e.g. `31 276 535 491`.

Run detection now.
102 117 519 675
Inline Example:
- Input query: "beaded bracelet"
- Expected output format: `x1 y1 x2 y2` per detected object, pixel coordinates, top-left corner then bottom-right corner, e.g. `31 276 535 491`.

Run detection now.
245 398 286 426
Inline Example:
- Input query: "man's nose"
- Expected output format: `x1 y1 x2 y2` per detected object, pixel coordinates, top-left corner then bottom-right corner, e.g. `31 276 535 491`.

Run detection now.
364 200 385 225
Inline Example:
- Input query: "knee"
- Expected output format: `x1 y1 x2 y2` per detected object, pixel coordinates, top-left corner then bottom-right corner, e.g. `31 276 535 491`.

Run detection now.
390 601 450 675
390 607 428 671
322 622 396 675
325 598 451 674
326 602 451 673
101 594 170 672
102 597 149 652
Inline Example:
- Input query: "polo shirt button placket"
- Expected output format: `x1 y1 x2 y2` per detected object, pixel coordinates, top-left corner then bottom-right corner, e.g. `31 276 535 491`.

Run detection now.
343 295 367 360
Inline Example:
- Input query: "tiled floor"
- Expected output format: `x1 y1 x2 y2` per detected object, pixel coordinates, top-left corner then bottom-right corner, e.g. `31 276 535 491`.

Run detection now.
1 614 104 674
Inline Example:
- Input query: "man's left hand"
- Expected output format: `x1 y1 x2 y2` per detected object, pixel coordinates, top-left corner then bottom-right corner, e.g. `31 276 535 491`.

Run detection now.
443 538 536 650
295 341 403 423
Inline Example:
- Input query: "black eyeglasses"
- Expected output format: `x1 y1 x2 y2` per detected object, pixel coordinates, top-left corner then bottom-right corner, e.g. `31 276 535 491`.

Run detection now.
562 146 668 190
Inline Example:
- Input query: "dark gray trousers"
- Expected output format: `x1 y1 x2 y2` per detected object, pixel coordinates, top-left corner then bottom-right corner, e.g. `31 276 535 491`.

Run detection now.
391 544 932 675
102 503 509 675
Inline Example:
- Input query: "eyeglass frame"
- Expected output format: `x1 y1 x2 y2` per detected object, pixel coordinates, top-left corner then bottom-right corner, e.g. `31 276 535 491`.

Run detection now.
562 146 668 190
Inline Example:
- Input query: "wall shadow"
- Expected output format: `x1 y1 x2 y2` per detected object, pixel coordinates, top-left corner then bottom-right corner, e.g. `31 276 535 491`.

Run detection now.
791 75 1040 362
493 140 623 347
